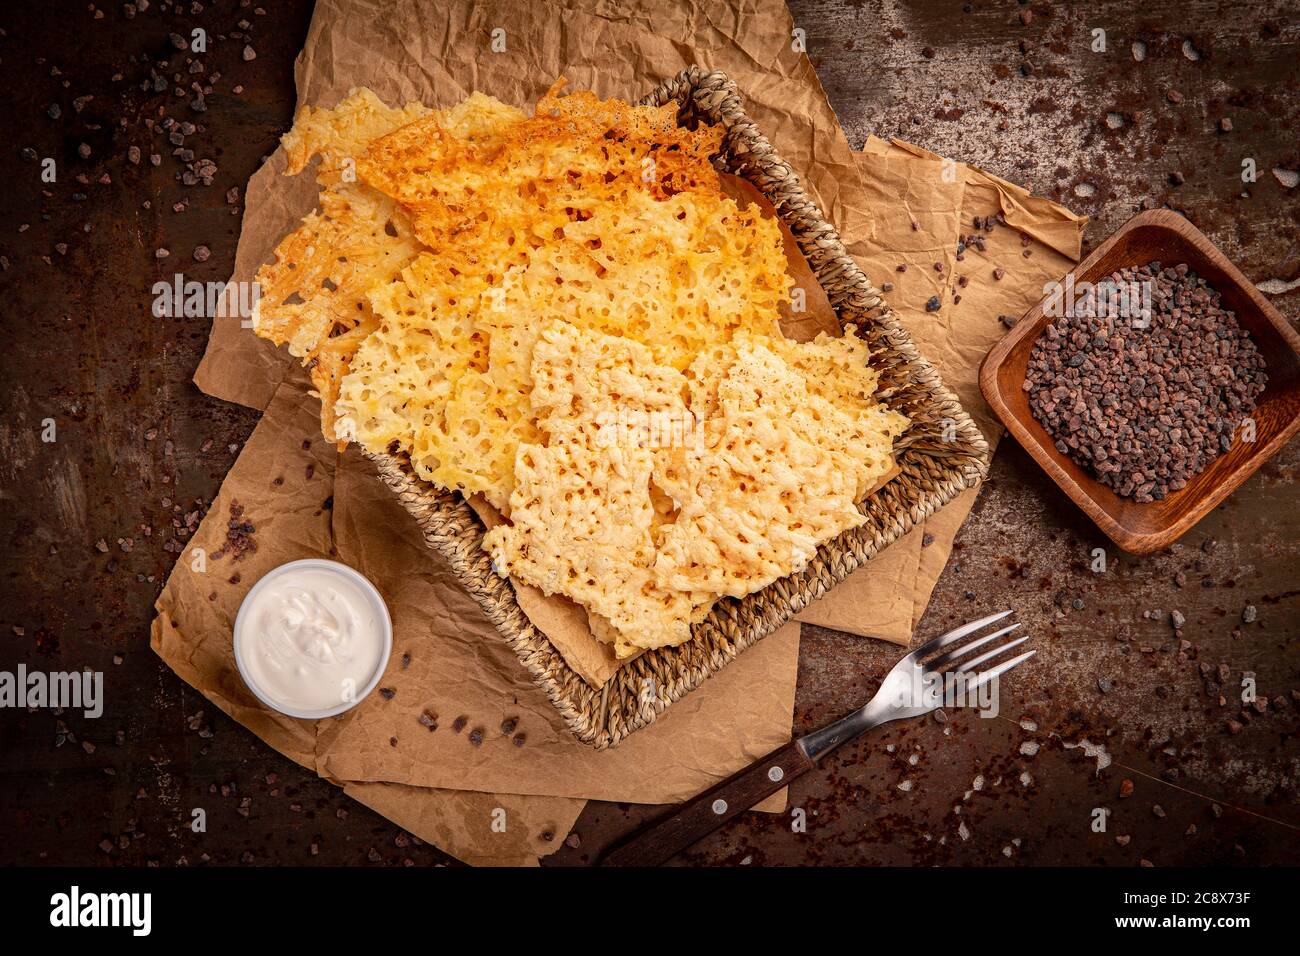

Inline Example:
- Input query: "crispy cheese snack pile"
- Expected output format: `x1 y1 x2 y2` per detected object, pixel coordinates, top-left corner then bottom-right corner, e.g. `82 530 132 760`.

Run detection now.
253 83 907 656
250 88 521 439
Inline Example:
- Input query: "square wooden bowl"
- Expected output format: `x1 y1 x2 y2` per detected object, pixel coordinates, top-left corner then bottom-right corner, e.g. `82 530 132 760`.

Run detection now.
980 208 1300 554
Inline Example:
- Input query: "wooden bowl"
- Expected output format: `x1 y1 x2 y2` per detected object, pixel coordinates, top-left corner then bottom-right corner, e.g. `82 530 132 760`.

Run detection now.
980 209 1300 554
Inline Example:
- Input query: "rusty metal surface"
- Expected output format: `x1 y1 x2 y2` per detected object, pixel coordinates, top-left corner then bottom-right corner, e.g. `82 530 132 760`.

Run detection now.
1 0 1297 868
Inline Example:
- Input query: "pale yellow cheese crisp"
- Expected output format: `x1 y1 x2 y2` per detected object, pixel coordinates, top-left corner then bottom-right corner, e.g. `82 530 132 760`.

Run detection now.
485 321 907 653
653 335 906 599
483 322 716 650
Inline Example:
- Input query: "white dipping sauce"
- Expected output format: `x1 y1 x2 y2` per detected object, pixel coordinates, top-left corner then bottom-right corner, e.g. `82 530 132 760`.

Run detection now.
239 565 386 713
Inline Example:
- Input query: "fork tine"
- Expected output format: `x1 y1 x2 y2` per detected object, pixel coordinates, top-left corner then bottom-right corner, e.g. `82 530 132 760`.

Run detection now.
927 623 1021 671
952 634 1031 674
910 609 1013 660
964 649 1036 693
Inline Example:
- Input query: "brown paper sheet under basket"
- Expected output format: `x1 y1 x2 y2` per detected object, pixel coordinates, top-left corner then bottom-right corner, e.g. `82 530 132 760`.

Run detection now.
366 67 990 748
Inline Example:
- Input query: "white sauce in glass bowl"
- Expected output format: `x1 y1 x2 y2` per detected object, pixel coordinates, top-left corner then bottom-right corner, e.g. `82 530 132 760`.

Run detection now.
234 561 390 717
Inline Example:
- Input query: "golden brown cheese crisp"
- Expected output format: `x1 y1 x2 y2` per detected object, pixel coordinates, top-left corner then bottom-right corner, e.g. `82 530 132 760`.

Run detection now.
253 89 524 441
358 81 724 250
281 87 432 185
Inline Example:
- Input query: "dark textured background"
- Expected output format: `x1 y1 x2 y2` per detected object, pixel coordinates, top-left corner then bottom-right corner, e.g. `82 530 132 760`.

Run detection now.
0 0 1296 867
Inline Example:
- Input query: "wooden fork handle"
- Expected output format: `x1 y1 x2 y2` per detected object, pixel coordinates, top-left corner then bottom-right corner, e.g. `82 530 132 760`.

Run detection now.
601 739 815 867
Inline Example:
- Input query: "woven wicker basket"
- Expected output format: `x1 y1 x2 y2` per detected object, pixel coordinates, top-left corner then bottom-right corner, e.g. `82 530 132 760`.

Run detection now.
369 67 989 748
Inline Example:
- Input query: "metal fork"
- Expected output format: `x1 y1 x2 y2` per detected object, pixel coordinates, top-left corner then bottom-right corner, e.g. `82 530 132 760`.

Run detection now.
602 610 1033 866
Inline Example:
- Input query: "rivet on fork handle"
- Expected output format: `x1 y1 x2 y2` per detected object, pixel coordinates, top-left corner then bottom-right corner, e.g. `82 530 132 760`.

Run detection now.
602 739 815 867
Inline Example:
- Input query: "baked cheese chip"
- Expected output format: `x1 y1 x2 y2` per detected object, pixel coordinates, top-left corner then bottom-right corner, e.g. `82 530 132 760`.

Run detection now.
359 81 724 252
685 327 907 500
356 92 526 213
486 321 905 653
251 183 421 361
331 253 498 488
253 89 524 440
652 335 906 598
282 87 432 185
525 318 689 431
254 88 435 358
483 322 715 650
769 328 909 499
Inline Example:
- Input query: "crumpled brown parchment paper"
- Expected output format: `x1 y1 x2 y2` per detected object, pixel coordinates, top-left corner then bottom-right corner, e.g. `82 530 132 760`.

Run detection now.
797 138 1084 638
